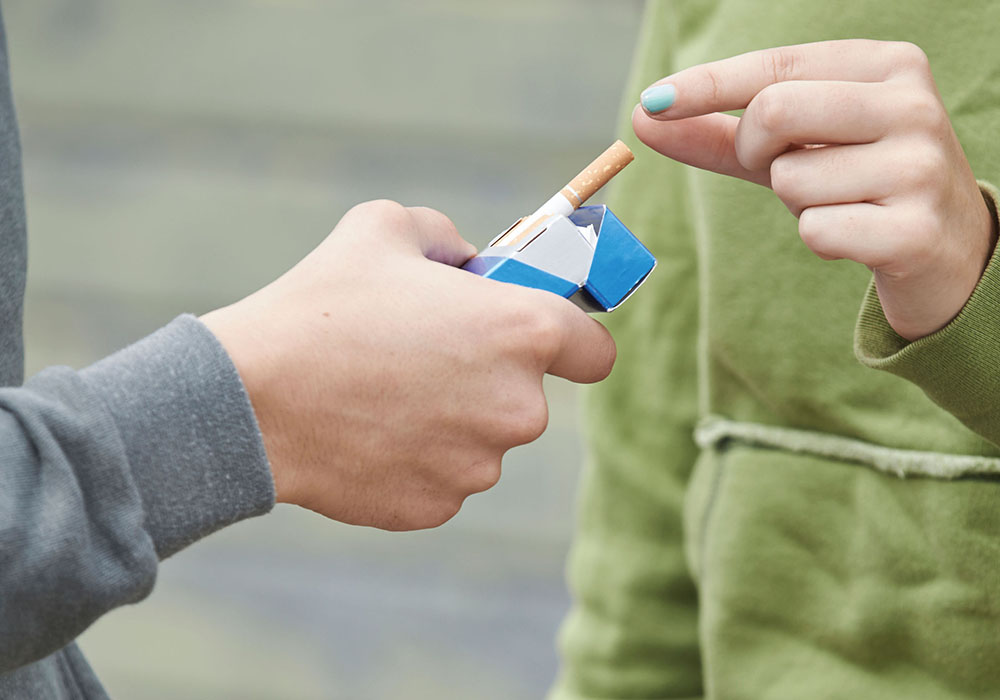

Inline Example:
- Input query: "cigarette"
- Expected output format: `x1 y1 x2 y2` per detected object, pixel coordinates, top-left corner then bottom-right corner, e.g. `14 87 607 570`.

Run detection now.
560 139 634 208
492 140 634 248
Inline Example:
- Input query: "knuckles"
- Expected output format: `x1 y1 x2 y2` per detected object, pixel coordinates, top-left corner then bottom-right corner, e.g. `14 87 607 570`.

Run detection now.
751 84 797 134
497 390 550 446
464 457 504 495
761 47 802 85
341 199 416 243
508 301 565 363
739 84 797 170
798 202 943 271
797 208 830 256
894 140 949 196
387 499 463 532
901 90 945 125
797 207 850 262
769 154 803 210
345 198 410 226
386 455 507 531
887 41 932 76
409 205 460 239
507 296 616 383
891 88 950 139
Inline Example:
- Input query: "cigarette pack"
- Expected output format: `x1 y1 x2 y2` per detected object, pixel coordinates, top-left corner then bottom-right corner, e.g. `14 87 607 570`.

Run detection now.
463 204 655 312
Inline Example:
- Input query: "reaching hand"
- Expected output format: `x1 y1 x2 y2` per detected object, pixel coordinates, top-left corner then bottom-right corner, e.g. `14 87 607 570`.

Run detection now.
636 39 998 340
202 200 616 530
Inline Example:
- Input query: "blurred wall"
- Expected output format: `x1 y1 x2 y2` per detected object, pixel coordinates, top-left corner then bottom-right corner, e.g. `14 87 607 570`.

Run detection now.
5 1 643 697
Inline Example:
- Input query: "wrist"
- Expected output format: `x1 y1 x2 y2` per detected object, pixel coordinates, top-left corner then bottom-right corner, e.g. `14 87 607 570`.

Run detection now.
200 302 299 504
876 182 1000 342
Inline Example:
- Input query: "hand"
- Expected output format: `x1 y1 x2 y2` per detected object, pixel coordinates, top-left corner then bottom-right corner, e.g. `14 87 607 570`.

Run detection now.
201 200 615 530
635 39 998 340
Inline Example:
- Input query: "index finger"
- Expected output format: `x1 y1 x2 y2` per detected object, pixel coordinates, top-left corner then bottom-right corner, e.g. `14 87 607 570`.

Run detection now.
641 39 910 120
406 206 478 267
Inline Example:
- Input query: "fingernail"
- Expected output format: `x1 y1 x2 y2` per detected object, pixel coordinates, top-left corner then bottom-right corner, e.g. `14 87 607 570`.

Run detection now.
640 83 676 113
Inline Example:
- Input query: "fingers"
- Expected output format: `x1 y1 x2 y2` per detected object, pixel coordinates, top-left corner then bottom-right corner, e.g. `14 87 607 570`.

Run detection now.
640 40 924 120
633 105 769 185
539 298 617 384
797 202 899 266
633 40 940 192
636 79 916 191
770 142 900 217
735 81 893 171
406 205 479 266
338 200 477 266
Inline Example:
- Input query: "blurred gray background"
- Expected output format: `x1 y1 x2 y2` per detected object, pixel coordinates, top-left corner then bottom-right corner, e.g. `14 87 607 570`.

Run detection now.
5 1 643 697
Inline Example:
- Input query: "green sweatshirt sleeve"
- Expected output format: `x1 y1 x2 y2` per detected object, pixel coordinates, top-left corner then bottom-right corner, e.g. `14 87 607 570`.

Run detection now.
855 182 1000 448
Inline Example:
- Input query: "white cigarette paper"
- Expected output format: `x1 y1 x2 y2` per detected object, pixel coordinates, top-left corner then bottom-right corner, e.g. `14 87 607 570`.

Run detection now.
491 140 635 249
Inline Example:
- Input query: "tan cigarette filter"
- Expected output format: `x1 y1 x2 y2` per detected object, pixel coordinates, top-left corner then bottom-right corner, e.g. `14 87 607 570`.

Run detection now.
559 140 634 207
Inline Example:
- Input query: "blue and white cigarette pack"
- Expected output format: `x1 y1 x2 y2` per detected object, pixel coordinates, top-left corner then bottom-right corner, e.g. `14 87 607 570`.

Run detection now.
464 205 656 312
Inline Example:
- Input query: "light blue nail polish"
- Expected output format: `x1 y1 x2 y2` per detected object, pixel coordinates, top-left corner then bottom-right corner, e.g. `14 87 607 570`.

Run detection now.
640 83 676 113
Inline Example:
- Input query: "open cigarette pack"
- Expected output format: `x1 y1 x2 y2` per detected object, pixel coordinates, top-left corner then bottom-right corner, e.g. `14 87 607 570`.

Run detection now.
463 141 656 312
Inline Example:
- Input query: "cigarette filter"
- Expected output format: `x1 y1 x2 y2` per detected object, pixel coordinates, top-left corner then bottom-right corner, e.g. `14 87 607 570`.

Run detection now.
464 141 653 312
492 140 635 249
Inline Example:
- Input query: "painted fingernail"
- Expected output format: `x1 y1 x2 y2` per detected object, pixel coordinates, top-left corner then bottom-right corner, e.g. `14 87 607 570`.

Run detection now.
640 83 676 113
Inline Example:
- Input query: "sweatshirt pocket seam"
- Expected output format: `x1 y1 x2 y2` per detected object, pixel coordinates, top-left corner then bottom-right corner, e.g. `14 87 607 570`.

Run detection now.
694 414 1000 479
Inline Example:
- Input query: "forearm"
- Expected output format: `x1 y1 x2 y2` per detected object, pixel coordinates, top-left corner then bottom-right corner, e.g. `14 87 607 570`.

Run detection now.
0 315 273 671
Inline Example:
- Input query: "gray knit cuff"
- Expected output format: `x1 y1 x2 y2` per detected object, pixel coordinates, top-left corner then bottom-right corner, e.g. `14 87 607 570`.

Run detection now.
80 314 275 559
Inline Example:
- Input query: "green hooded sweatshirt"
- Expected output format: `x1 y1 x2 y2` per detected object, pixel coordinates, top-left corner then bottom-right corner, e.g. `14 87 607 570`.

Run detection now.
551 1 1000 698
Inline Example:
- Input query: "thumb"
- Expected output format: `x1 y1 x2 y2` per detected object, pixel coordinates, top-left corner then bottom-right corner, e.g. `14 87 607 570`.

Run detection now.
632 104 770 186
406 206 478 266
543 298 617 384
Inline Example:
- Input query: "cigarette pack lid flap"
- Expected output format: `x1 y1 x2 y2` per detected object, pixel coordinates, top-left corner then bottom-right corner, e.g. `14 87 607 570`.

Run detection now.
570 205 656 311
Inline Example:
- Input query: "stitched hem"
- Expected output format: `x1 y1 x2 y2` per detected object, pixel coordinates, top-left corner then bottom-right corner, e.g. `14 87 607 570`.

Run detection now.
694 415 1000 479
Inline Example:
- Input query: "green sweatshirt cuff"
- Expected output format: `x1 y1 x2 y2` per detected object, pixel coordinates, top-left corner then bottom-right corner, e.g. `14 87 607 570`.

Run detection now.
854 182 1000 444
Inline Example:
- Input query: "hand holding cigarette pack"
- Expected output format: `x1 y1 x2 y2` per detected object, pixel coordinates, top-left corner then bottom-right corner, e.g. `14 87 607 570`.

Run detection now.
463 141 656 312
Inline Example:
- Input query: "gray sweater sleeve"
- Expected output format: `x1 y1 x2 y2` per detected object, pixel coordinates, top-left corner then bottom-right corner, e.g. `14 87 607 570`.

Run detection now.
0 314 275 673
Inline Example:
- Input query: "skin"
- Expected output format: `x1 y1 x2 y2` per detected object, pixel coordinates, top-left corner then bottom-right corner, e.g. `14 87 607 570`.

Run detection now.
636 39 999 341
201 200 616 531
